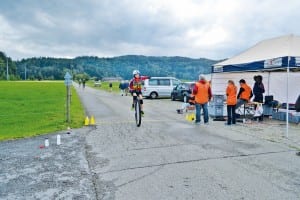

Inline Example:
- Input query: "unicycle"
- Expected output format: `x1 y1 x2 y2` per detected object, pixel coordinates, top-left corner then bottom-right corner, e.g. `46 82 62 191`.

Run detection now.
134 98 142 127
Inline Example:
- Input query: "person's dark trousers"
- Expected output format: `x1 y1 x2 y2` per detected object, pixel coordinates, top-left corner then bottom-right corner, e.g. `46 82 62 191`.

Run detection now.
195 103 209 123
227 105 236 125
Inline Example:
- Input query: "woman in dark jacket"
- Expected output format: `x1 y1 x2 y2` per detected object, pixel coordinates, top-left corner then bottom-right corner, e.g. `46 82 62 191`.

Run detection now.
253 75 265 121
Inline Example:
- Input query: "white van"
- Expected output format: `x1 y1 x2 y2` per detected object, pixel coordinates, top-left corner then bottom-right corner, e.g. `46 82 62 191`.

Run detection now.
143 77 181 99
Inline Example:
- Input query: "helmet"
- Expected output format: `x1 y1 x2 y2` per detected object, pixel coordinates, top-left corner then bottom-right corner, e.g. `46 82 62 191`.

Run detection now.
132 70 140 76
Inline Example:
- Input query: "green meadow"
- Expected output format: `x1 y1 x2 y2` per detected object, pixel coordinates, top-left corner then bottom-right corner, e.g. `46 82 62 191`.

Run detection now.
0 81 85 141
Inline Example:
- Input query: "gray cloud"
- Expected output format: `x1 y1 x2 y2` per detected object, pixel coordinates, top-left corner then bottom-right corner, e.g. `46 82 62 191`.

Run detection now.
1 0 300 60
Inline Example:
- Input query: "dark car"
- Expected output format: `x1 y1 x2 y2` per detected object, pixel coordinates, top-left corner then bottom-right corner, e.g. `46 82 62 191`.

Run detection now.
171 82 195 102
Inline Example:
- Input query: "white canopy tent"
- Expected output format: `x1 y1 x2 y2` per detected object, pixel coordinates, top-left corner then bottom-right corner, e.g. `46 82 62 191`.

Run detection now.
213 34 300 137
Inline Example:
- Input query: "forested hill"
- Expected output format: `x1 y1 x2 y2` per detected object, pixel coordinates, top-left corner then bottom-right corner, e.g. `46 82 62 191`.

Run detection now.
11 55 219 81
0 52 17 80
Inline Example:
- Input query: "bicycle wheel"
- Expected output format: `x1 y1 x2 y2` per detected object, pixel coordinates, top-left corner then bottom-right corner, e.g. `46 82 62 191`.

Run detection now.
135 99 142 127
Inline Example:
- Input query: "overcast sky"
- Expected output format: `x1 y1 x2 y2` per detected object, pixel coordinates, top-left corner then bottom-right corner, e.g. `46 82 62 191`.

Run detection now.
1 0 300 60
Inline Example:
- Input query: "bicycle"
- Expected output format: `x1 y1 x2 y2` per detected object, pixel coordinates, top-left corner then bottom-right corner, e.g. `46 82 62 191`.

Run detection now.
133 93 142 127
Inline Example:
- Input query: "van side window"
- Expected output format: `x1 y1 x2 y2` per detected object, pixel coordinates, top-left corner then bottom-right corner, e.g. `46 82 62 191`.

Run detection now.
159 79 170 86
149 79 158 86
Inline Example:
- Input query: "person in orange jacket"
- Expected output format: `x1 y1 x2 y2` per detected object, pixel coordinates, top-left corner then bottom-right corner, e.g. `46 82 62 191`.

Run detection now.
192 74 212 124
236 79 253 109
226 80 237 125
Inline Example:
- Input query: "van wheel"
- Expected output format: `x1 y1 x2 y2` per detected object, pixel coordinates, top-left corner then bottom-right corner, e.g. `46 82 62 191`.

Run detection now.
150 92 158 99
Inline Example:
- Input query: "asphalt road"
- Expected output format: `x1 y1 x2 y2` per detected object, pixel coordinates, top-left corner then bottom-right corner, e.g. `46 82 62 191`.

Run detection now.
1 84 300 200
78 85 300 200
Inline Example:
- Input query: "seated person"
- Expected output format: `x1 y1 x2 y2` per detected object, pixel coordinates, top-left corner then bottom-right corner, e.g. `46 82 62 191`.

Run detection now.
236 79 253 109
188 94 195 105
180 94 195 112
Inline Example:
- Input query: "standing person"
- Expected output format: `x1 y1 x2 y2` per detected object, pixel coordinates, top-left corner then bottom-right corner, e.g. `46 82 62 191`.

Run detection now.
124 81 129 96
129 70 149 116
193 74 212 125
82 79 86 89
109 82 113 92
226 80 237 125
119 81 125 96
253 75 265 121
236 79 253 109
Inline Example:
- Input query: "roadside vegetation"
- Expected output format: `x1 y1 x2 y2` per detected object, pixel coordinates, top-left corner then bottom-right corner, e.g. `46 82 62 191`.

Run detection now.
12 55 216 81
0 81 85 141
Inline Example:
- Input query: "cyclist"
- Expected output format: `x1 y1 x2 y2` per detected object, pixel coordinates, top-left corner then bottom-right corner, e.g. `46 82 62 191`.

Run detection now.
129 70 149 116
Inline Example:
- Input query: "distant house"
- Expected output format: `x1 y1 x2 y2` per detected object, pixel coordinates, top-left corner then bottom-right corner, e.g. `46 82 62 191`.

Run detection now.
102 77 123 82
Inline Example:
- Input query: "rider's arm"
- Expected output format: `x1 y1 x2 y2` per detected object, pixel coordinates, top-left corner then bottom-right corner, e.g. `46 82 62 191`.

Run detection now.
129 79 134 92
141 76 150 81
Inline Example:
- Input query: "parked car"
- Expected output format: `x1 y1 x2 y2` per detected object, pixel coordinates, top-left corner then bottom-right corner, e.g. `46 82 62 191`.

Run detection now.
171 82 195 102
143 77 181 99
94 80 101 87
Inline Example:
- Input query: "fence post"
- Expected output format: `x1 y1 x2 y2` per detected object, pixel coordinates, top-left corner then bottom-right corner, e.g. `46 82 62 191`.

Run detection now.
64 72 72 123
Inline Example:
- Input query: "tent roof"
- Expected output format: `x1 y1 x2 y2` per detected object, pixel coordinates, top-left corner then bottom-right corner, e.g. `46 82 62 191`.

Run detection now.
214 34 300 67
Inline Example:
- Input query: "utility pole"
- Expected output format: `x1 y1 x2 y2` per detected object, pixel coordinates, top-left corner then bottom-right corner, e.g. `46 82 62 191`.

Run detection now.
25 65 27 80
6 56 8 80
64 72 72 124
3 52 9 80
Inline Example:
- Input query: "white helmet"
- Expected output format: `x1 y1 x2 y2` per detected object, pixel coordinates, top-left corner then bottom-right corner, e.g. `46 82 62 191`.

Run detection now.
132 70 140 76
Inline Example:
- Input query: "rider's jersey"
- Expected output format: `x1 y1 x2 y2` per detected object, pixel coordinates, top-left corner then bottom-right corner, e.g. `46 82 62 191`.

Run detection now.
129 76 149 92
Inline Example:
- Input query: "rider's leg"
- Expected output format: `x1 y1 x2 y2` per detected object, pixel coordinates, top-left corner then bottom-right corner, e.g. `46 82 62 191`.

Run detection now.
132 94 137 110
138 94 144 115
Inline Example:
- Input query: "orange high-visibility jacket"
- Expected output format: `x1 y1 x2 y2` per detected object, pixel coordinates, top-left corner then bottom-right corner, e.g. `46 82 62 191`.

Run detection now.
194 81 211 104
226 84 237 105
240 83 252 101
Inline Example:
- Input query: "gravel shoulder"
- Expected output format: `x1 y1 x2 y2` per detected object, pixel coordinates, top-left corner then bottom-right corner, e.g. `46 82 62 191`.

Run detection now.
0 126 96 200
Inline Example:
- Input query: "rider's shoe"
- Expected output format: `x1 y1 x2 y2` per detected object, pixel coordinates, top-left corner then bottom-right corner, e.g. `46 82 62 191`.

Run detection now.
141 110 144 117
131 104 134 111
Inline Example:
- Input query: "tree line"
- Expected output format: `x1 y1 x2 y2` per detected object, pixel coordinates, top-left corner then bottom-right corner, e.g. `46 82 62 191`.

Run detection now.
0 52 218 81
0 52 18 80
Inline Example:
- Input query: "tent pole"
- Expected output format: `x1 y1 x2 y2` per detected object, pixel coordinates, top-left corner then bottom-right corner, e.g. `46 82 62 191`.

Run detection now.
267 71 270 95
285 34 294 138
286 57 290 138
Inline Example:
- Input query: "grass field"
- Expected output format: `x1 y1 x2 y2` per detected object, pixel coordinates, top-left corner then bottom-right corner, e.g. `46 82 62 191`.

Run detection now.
0 81 85 141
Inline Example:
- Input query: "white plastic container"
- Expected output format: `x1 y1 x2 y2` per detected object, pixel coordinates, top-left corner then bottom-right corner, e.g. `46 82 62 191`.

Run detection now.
45 138 49 147
57 134 61 145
